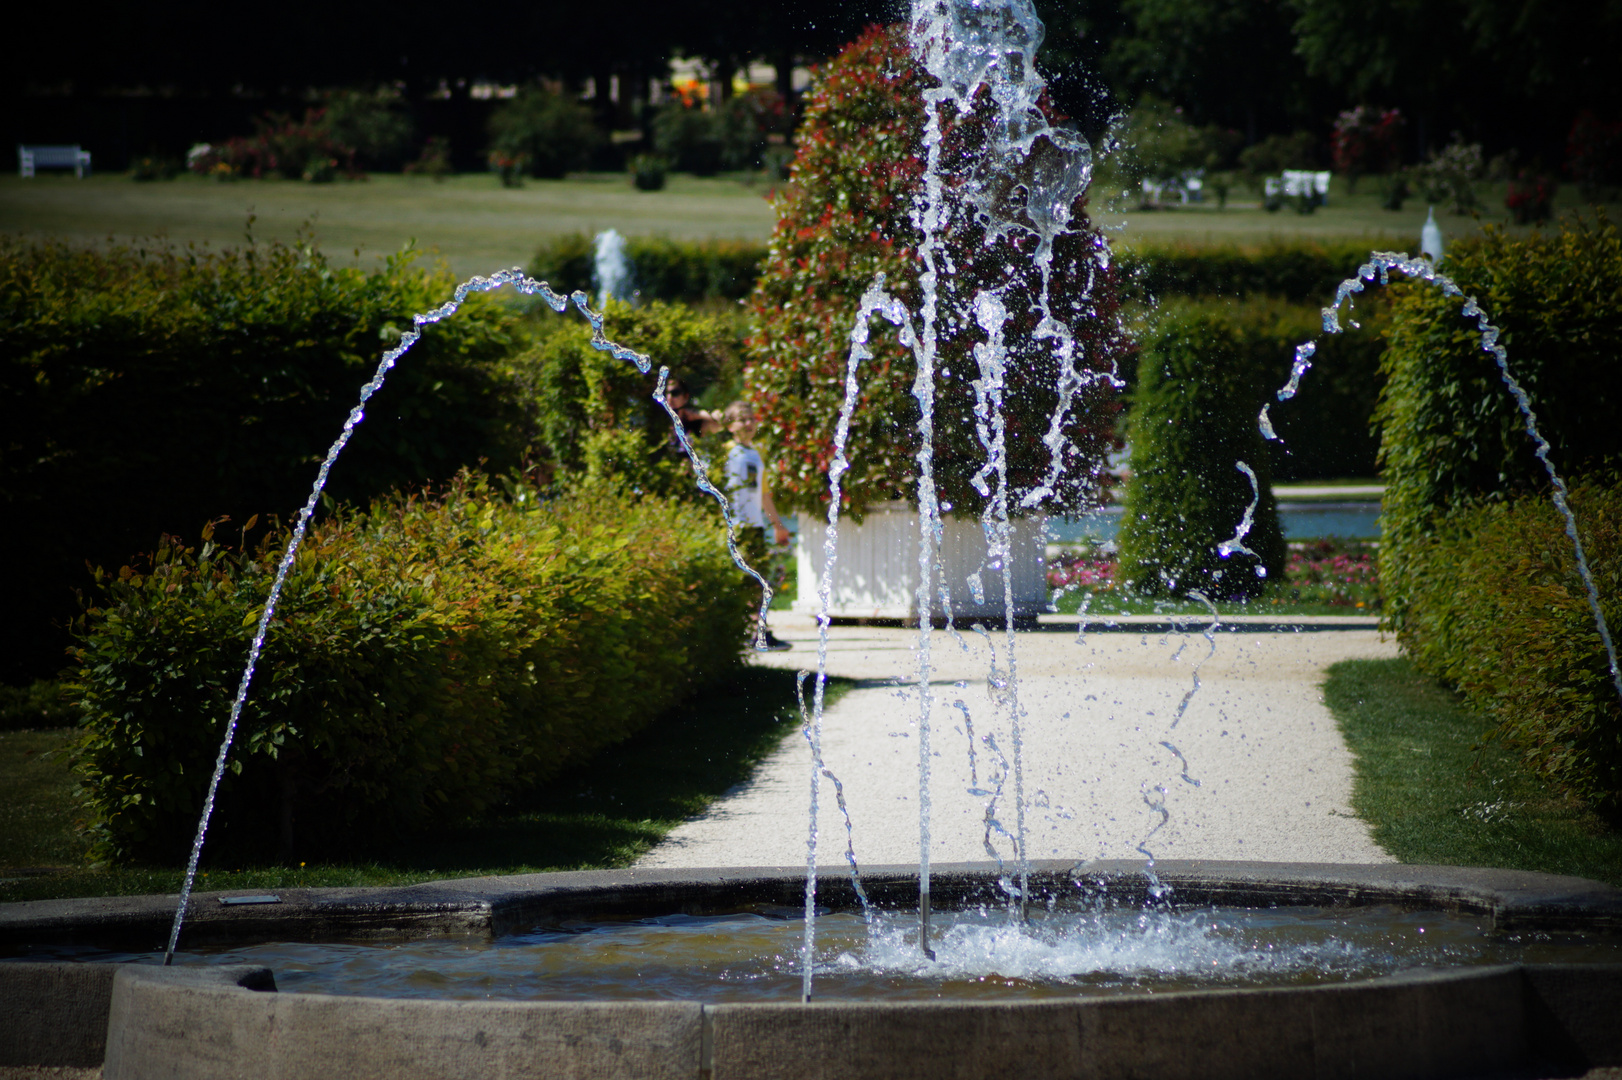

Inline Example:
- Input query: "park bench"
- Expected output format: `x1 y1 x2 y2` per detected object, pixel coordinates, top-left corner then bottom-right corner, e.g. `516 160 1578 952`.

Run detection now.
1264 169 1331 204
17 145 92 178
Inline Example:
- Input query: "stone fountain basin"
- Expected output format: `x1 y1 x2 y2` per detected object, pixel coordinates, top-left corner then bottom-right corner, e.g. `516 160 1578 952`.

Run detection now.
2 860 1620 1080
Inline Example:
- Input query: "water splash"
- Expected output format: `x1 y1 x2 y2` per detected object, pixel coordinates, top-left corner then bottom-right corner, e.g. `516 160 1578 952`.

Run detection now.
1261 252 1622 710
162 268 776 965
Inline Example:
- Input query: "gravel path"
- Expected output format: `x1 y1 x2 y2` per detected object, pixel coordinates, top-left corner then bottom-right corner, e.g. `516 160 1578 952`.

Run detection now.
638 614 1398 870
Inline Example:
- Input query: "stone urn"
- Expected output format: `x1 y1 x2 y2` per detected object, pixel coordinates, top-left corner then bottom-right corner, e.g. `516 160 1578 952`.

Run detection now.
793 501 1047 622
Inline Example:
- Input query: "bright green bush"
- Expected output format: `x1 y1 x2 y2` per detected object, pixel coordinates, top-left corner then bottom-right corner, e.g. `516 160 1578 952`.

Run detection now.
0 236 527 684
1399 478 1621 808
70 474 753 864
1376 215 1622 634
1117 300 1287 600
517 299 746 499
528 235 768 304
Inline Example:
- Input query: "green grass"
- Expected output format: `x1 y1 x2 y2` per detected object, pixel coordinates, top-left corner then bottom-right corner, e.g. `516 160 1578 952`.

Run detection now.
1324 657 1622 886
0 171 778 282
6 171 1612 288
0 666 846 904
1099 180 1616 250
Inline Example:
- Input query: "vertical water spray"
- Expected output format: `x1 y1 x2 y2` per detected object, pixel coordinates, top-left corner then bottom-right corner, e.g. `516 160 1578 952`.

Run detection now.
801 278 922 995
879 0 1110 952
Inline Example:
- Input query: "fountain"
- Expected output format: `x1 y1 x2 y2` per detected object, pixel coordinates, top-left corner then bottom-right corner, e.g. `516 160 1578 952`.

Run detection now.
2 0 1622 1075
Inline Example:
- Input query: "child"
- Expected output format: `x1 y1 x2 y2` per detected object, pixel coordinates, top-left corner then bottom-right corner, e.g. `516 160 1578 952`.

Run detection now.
723 400 793 651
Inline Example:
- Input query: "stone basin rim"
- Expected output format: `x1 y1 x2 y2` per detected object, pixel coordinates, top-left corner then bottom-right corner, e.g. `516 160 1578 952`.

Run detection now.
3 859 1620 952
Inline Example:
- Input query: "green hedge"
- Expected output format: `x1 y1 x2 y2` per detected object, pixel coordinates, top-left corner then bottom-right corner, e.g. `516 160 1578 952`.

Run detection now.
1376 216 1622 634
529 234 769 304
1117 300 1287 600
0 236 527 684
1117 239 1391 304
1398 478 1621 808
516 299 746 499
70 474 754 864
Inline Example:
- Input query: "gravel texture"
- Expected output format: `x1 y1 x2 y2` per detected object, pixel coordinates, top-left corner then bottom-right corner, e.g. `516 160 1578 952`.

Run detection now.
640 614 1398 869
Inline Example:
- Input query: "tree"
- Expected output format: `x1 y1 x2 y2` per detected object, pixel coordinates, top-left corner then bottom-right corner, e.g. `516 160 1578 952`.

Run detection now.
1105 0 1325 142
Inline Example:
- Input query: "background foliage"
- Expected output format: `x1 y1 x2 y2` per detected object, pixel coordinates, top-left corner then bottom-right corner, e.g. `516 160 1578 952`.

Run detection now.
529 234 768 304
71 475 753 863
517 299 745 498
0 235 527 683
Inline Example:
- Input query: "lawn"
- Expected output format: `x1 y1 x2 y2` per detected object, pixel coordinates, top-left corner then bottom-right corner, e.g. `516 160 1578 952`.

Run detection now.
0 171 779 282
4 170 1608 285
0 666 847 904
1324 658 1622 887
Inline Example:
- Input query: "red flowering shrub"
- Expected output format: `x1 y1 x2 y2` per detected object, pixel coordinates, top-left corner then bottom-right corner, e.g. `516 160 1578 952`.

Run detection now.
1506 172 1557 225
189 109 360 181
1330 106 1404 194
745 24 1126 519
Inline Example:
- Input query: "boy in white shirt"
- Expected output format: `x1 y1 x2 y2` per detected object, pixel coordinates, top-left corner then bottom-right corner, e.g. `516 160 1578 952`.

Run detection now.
723 400 792 651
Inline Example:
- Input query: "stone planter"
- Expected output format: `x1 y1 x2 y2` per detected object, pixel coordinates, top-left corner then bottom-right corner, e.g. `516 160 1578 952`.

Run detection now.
793 501 1046 621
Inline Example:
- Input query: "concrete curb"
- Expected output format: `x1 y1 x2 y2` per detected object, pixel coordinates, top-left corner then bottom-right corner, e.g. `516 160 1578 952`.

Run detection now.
1034 613 1382 632
4 861 1617 951
3 863 1620 1078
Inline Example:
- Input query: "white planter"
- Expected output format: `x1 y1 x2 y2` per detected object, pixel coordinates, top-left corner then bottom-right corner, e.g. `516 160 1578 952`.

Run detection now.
793 501 1047 621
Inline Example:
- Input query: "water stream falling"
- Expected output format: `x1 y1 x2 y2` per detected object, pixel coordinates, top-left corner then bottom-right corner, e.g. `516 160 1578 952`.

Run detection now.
1255 252 1622 707
161 270 777 964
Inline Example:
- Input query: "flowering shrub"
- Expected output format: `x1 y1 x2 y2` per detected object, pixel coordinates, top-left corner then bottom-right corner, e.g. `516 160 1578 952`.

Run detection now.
1285 539 1379 607
1506 172 1557 224
1047 551 1115 591
186 109 361 181
1330 106 1404 193
1411 137 1483 214
746 24 1127 519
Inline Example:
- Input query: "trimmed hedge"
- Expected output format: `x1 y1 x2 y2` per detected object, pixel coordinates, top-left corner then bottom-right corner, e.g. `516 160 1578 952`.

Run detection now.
70 474 754 864
1116 239 1390 305
1117 300 1287 600
529 234 768 304
1399 478 1620 808
1376 216 1622 634
517 299 746 499
0 236 527 684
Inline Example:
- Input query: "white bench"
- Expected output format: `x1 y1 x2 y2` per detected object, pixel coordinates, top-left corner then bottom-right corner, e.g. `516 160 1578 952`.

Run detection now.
18 145 92 178
1264 170 1331 203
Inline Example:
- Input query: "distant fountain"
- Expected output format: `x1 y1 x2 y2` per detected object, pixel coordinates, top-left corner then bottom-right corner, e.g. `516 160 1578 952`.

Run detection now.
593 228 633 307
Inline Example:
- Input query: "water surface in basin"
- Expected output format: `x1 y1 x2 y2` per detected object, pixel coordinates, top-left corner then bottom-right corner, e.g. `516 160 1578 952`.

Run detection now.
15 904 1621 1002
